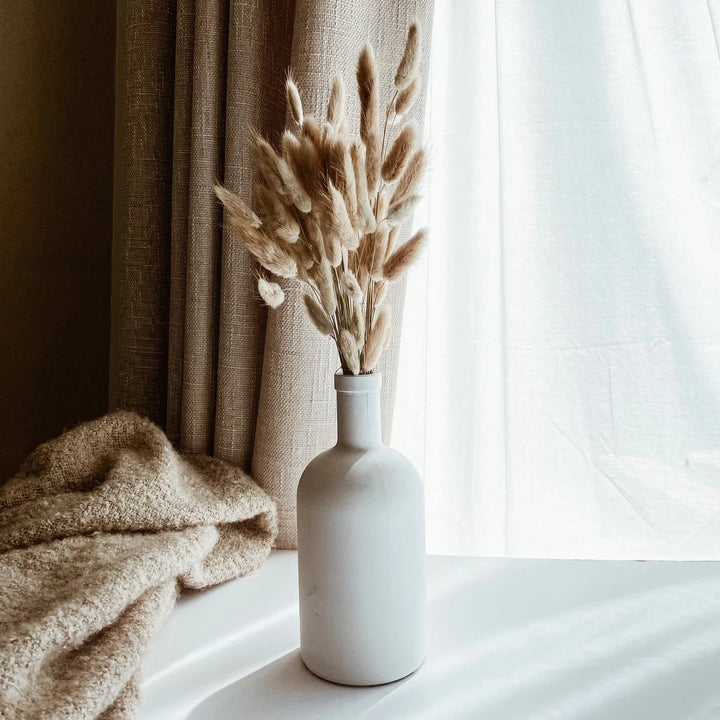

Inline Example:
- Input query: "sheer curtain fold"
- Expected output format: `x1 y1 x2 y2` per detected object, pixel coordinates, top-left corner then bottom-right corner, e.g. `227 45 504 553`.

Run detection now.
111 0 434 548
395 0 720 560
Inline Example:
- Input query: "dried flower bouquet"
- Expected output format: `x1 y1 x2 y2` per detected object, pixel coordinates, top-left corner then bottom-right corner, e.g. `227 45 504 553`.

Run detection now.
215 22 427 375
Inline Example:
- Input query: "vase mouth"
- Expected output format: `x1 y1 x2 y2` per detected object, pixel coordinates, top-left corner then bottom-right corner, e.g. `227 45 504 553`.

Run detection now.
334 370 382 393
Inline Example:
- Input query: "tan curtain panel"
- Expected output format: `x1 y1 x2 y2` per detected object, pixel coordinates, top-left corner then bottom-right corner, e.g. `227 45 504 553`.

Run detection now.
111 0 434 548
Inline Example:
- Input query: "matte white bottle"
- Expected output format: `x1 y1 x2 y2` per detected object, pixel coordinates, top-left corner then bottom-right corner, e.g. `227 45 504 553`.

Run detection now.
296 372 426 686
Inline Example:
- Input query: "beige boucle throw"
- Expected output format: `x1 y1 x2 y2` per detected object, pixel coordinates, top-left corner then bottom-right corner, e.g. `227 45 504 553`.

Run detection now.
0 412 278 720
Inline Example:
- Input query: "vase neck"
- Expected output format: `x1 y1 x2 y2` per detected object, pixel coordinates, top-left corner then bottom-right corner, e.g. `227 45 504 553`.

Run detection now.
335 373 382 450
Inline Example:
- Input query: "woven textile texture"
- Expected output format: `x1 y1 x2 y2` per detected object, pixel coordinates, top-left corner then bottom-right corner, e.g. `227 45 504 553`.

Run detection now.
111 0 434 547
0 412 277 719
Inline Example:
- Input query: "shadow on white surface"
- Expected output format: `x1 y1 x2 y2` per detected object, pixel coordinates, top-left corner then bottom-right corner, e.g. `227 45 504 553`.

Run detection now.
186 649 415 720
144 554 720 720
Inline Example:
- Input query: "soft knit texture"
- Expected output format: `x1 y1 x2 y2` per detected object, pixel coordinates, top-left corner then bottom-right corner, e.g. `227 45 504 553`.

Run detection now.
0 412 277 720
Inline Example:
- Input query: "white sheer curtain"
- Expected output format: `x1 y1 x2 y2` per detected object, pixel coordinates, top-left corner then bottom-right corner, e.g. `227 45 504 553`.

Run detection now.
393 0 720 560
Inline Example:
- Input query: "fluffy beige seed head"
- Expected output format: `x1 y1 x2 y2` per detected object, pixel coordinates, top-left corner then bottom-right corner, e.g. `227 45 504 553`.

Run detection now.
257 277 285 308
350 143 376 233
324 235 342 267
394 22 420 90
214 185 261 228
313 259 337 315
357 44 380 196
390 147 426 204
327 182 357 250
365 139 381 197
363 307 391 372
381 124 417 183
340 329 360 375
277 156 312 213
357 45 378 145
254 183 300 244
255 136 286 196
383 227 427 281
340 270 363 304
255 135 311 213
286 134 323 200
281 130 301 159
385 194 420 226
304 293 334 336
302 116 323 149
286 78 303 125
237 225 298 278
329 141 357 224
394 77 419 116
327 74 345 129
351 300 365 343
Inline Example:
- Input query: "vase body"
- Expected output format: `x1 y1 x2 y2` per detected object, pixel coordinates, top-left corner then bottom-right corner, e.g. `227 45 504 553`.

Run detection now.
296 372 426 686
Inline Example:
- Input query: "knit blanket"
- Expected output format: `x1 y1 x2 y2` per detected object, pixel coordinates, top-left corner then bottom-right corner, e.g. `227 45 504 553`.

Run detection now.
0 412 277 720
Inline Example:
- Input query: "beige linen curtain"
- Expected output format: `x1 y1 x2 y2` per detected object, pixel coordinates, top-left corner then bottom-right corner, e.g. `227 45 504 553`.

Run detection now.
110 0 433 547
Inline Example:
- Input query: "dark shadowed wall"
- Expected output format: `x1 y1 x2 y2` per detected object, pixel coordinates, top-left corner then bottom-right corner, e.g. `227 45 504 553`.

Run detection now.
0 0 116 480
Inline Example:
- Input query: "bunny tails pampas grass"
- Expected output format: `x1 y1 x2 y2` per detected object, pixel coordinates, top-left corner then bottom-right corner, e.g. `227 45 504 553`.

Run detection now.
257 276 285 308
215 22 428 375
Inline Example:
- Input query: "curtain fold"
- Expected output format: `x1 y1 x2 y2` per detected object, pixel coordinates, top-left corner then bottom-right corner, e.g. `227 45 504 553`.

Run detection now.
112 0 434 547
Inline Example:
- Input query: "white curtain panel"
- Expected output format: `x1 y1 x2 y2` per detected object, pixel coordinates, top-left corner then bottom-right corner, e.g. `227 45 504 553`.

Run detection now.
393 0 720 559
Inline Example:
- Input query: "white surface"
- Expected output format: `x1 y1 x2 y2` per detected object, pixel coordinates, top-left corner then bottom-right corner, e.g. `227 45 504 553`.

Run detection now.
141 550 720 719
393 0 720 559
297 374 425 684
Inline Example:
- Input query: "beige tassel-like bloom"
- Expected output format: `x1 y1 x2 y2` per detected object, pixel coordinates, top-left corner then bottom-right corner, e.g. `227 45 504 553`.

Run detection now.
340 270 363 304
350 299 365 342
255 136 312 213
394 77 419 116
357 44 380 196
240 226 298 278
301 116 323 149
326 182 357 250
286 134 323 200
384 227 426 281
257 277 285 308
339 329 360 375
363 307 391 372
254 184 300 243
286 77 304 125
394 22 420 90
255 136 288 197
385 194 420 226
329 141 357 222
214 185 261 228
277 158 312 214
312 259 337 315
327 74 345 129
281 129 301 160
381 123 416 183
324 234 342 267
350 143 376 233
304 293 334 335
391 147 425 204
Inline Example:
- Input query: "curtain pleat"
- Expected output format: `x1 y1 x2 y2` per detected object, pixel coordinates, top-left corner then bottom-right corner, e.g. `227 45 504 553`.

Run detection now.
111 0 176 426
112 0 434 548
214 0 297 469
177 0 228 453
166 0 194 444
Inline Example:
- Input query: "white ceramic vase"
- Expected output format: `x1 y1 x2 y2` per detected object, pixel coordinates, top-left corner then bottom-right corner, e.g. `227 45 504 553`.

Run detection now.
296 371 426 686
